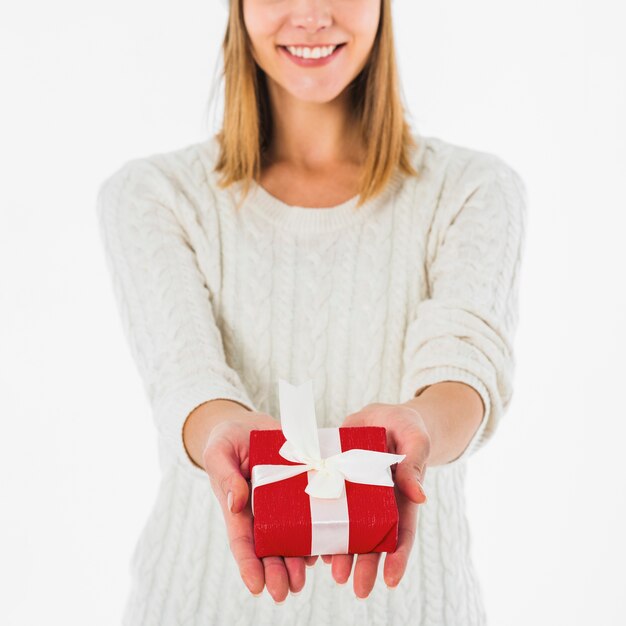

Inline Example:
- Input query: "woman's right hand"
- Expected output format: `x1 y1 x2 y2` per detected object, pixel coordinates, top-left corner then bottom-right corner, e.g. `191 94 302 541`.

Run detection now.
201 411 319 602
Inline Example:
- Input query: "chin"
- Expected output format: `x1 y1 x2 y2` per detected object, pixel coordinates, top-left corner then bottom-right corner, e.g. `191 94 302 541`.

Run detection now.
285 81 348 104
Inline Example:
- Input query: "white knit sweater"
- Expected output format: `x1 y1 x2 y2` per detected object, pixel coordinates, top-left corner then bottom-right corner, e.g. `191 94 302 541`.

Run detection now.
96 131 527 626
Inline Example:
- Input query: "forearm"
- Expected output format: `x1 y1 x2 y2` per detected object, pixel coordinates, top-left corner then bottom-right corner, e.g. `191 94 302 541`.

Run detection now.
182 398 253 469
402 381 485 466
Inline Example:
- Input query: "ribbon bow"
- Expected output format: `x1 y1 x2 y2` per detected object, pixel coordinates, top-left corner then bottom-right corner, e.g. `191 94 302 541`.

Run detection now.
251 379 406 510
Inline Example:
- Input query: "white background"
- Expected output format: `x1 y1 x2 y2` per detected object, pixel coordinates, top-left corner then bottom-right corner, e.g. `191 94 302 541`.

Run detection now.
1 1 624 624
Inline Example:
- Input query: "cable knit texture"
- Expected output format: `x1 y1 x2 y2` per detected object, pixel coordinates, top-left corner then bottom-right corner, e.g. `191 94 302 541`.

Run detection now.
96 131 527 626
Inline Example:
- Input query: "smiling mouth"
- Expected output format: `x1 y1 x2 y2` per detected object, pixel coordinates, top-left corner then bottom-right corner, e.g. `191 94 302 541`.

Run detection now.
279 43 347 59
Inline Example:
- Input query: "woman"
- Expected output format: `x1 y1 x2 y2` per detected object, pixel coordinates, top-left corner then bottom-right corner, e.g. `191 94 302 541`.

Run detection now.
96 0 527 624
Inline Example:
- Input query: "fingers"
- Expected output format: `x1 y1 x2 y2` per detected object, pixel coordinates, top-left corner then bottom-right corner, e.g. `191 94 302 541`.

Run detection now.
392 429 429 506
283 557 307 594
226 507 265 595
304 555 319 567
331 554 353 585
353 552 382 598
341 405 430 506
203 433 265 595
321 554 332 565
383 490 419 588
263 556 313 601
262 556 290 602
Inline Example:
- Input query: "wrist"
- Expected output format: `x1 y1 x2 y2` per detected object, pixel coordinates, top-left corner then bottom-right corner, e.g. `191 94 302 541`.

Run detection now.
183 398 253 469
402 381 484 466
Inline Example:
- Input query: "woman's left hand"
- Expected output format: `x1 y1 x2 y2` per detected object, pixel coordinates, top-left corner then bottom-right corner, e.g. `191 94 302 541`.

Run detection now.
320 401 430 598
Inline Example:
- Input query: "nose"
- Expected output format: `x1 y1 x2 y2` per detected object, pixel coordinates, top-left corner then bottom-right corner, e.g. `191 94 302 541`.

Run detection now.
290 0 332 32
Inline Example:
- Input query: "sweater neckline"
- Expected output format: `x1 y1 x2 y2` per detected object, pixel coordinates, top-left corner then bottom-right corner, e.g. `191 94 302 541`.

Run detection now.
243 171 402 234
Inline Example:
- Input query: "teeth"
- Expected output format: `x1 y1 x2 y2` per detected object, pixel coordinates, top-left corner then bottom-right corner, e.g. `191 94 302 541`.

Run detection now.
286 45 338 59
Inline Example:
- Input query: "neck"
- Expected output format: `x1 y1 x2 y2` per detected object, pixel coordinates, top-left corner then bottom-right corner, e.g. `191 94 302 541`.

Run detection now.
265 80 364 170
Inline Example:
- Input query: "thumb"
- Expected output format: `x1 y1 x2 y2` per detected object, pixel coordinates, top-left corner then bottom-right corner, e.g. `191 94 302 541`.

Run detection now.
393 433 429 505
203 438 250 515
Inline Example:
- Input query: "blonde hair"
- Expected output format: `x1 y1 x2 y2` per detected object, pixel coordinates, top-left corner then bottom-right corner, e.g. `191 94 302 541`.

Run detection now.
213 0 422 209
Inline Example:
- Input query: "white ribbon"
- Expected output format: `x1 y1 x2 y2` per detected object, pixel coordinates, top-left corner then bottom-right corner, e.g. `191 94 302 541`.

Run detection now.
250 378 406 553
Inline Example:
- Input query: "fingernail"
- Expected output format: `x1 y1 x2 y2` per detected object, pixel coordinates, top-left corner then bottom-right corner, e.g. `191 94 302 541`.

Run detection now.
356 595 367 601
291 590 302 596
227 490 233 512
274 599 285 605
416 478 427 500
252 591 262 597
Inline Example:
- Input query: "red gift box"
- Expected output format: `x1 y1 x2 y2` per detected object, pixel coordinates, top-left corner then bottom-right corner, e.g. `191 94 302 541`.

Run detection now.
249 426 401 558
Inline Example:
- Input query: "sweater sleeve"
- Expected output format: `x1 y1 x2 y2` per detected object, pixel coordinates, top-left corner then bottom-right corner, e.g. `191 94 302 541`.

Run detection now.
399 153 527 465
96 157 257 479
